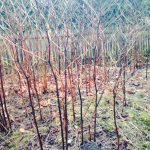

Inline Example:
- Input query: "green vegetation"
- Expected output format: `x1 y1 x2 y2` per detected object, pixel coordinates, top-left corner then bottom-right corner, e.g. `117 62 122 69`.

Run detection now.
133 112 150 129
3 131 33 150
0 0 150 149
141 141 150 149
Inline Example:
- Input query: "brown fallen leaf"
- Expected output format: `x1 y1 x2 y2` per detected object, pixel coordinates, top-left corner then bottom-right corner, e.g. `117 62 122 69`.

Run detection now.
87 92 94 96
50 85 56 91
59 92 65 99
116 95 122 100
132 82 140 86
52 111 59 117
40 101 49 107
5 91 9 96
19 128 25 133
34 105 43 110
36 115 41 121
127 91 135 94
68 96 72 103
140 89 147 93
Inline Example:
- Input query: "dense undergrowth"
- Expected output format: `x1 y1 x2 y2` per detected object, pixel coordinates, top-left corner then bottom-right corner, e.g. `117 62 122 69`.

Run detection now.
0 0 150 150
0 68 150 150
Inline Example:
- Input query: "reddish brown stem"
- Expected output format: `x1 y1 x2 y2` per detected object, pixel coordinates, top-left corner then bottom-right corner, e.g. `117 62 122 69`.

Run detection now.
0 59 11 130
88 125 91 141
113 68 122 150
0 95 7 130
77 64 83 145
68 67 75 122
32 68 43 120
93 47 98 142
18 73 28 117
26 76 43 150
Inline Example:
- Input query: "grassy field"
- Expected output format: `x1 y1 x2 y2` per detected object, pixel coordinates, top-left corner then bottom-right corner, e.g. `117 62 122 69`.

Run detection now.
0 67 149 150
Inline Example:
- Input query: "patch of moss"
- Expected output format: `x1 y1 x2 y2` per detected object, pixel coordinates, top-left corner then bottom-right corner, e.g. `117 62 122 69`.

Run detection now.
105 125 112 133
39 126 49 132
52 117 60 125
133 112 150 128
139 115 150 127
23 134 32 144
100 94 113 105
135 92 145 99
84 113 91 122
99 120 113 133
5 131 33 150
141 141 150 148
13 131 22 137
7 142 16 150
